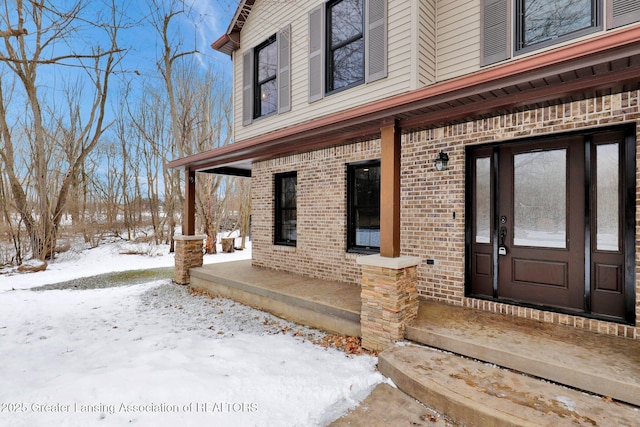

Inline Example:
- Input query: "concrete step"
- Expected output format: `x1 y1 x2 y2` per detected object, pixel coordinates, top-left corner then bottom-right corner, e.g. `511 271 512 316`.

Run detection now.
379 344 640 427
330 383 460 427
406 301 640 407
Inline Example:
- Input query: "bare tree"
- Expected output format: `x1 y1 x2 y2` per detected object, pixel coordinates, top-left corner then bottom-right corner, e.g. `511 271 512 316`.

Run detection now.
142 0 234 252
0 0 123 260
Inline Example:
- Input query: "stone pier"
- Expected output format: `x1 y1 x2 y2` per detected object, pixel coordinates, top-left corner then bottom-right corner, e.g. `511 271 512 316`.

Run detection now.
357 255 421 351
174 234 206 285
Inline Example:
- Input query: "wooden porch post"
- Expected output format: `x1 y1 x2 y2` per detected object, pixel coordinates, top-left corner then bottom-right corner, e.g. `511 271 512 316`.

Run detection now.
380 120 401 258
175 167 204 285
358 120 419 351
183 168 196 236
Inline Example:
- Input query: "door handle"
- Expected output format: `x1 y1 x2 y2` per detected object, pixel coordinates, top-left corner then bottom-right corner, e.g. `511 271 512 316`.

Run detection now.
499 226 507 256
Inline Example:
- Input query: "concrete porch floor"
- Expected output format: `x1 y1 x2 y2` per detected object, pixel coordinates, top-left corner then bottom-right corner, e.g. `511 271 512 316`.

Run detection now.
186 260 640 422
189 260 361 337
405 301 640 408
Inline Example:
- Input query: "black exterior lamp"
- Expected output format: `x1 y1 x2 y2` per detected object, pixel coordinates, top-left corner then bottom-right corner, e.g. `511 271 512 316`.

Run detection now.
434 151 449 171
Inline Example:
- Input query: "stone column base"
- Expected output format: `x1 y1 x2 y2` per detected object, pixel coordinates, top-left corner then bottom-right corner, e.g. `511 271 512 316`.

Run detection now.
357 255 421 352
174 234 206 285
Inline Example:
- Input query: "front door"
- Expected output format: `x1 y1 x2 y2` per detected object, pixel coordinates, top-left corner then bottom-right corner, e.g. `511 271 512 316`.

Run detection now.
468 127 635 323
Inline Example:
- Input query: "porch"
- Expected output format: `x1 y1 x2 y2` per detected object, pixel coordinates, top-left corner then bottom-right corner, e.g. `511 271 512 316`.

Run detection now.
189 260 361 337
188 260 640 412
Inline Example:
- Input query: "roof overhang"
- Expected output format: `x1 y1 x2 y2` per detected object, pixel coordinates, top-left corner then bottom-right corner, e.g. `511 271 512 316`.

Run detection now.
174 25 640 176
211 0 255 55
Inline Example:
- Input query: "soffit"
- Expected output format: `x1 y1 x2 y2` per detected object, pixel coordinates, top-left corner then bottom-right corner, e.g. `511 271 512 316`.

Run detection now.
172 26 640 175
211 0 255 55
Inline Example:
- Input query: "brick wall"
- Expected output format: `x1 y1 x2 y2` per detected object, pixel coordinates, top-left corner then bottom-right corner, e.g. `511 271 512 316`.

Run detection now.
250 91 640 339
252 139 381 285
401 90 640 339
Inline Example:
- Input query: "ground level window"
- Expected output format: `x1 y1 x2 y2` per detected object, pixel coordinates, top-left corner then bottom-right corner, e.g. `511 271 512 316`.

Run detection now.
275 172 297 246
347 161 380 252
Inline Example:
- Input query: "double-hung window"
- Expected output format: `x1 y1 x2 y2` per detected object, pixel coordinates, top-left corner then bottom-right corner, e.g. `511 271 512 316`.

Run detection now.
308 0 387 102
254 35 278 118
482 0 640 66
326 0 365 93
275 172 297 246
516 0 600 53
242 25 291 125
347 161 380 253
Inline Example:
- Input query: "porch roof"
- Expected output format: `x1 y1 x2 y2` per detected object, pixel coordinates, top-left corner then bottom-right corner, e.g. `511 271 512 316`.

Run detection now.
168 25 640 176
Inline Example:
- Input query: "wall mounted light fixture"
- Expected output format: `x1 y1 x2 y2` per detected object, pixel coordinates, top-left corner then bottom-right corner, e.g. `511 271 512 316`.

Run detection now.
434 151 449 171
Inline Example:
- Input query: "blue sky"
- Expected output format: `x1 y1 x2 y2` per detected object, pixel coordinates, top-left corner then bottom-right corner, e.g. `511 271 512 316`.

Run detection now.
115 0 237 77
1 0 238 126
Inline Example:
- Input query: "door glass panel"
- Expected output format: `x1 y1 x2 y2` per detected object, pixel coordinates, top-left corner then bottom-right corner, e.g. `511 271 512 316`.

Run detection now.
475 157 491 243
513 149 566 248
596 143 619 251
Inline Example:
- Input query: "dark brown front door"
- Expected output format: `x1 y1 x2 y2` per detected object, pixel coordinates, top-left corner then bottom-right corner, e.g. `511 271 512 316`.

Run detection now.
497 137 585 311
467 127 635 323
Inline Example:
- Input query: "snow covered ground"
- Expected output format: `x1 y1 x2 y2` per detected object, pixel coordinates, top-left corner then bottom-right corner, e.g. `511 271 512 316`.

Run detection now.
0 238 385 426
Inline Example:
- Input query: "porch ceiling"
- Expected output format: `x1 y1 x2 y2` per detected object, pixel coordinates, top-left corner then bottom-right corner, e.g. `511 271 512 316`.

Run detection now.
168 25 640 175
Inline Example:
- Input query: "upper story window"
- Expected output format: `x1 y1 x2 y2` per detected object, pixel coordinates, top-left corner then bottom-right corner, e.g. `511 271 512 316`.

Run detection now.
254 35 278 118
516 0 600 52
242 25 291 126
275 172 297 246
482 0 640 66
308 0 387 102
327 0 365 93
347 161 380 253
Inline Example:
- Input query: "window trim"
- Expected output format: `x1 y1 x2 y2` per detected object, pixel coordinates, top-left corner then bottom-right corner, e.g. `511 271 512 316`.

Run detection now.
308 0 387 103
347 160 381 254
480 0 639 66
253 34 278 119
274 172 297 246
242 25 291 125
514 0 602 55
325 0 365 95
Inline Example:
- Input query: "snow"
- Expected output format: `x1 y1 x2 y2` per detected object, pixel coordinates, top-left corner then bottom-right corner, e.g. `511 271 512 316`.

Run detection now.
0 239 385 426
1 235 251 291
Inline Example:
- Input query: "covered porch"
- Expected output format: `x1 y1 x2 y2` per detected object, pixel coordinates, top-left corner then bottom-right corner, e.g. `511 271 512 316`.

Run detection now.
190 259 361 337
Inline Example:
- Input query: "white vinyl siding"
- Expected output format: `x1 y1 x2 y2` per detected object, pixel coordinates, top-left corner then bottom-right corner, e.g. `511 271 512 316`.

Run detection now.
234 0 412 142
416 0 436 87
437 0 481 81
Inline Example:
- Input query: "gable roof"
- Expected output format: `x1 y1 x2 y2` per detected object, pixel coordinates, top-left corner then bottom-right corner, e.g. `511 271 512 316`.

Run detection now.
211 0 255 55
